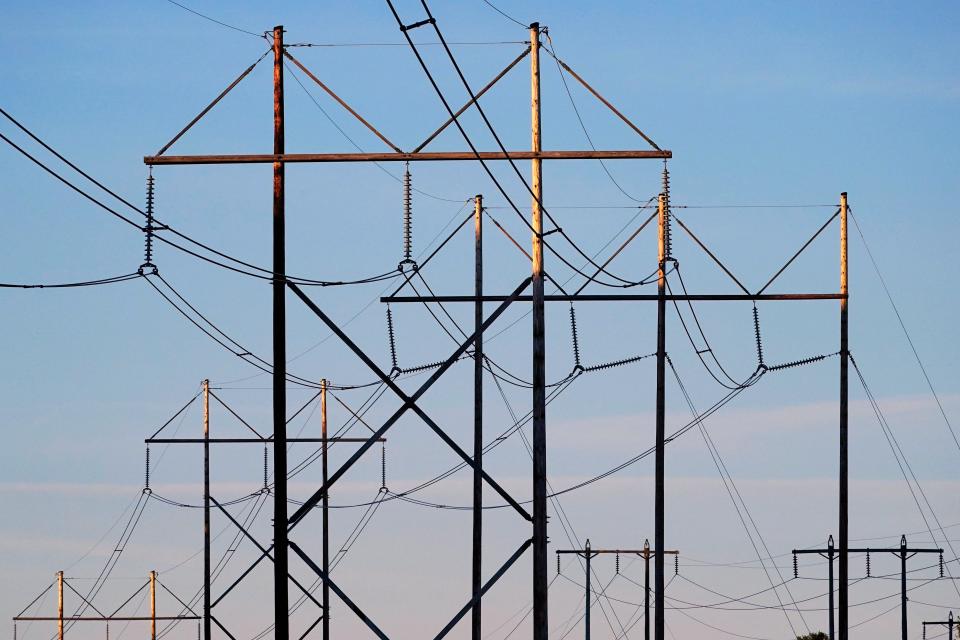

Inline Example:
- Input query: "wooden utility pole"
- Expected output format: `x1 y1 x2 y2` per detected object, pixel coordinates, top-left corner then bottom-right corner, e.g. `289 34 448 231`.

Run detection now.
472 193 484 640
793 536 837 640
202 379 211 640
149 571 157 640
529 21 548 640
57 571 63 640
838 191 849 640
321 379 330 640
556 541 678 640
271 24 289 640
655 192 668 640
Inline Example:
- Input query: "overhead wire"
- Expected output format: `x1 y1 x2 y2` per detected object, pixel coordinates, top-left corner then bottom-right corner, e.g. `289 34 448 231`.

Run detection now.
384 0 650 289
848 206 960 455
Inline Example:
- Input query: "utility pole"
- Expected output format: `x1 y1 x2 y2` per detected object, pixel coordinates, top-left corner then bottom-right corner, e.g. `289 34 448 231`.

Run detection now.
846 535 942 640
57 571 63 640
271 24 289 640
655 190 668 640
923 611 955 640
202 379 211 640
529 20 548 640
321 379 330 640
556 540 678 640
792 535 837 640
472 193 483 640
149 571 157 640
838 190 849 640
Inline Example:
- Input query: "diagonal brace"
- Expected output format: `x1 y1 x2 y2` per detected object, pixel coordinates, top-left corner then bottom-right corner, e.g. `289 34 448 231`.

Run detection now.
433 538 532 640
211 497 324 611
289 540 390 640
286 278 532 527
412 46 531 153
284 50 403 154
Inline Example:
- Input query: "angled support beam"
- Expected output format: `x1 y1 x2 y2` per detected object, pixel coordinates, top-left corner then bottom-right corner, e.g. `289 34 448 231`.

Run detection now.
284 50 403 154
757 208 840 295
289 541 390 640
286 278 533 528
156 49 271 156
210 497 324 612
211 614 238 640
542 48 661 151
212 545 273 608
672 215 750 295
434 539 532 640
413 47 531 153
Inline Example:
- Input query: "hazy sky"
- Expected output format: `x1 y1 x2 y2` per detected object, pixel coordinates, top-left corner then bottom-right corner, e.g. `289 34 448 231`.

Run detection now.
2 2 959 639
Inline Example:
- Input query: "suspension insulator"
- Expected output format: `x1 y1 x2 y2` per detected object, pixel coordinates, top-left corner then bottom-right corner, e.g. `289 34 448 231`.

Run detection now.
940 552 944 578
674 555 679 575
142 170 156 272
569 304 582 370
793 553 798 578
661 162 672 259
866 551 871 577
401 163 414 268
381 444 387 490
145 446 151 491
557 554 561 575
615 552 620 574
263 446 269 491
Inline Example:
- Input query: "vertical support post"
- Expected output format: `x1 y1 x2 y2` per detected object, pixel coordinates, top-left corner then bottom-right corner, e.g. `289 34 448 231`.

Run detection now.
57 571 63 640
584 541 592 640
321 379 330 640
643 540 651 640
838 191 849 640
949 611 954 640
149 571 157 640
472 194 484 640
654 193 668 640
529 20 548 640
202 379 211 640
828 535 835 640
901 536 908 640
271 24 289 640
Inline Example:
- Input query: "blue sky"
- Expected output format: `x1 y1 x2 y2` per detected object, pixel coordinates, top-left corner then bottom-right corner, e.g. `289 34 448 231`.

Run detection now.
1 1 959 638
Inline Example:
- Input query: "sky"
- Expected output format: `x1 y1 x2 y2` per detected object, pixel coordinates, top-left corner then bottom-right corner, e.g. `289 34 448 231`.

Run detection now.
1 1 959 638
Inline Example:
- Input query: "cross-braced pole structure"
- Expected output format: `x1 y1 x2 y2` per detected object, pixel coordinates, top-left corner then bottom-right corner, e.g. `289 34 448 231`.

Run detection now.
139 11 856 639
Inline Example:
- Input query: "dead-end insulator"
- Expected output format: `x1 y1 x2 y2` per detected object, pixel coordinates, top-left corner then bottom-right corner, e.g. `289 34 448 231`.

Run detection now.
569 304 583 370
399 162 416 270
140 169 158 275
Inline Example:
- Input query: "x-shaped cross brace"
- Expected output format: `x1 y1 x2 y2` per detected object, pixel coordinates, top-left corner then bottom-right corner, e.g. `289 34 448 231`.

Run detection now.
286 277 533 530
